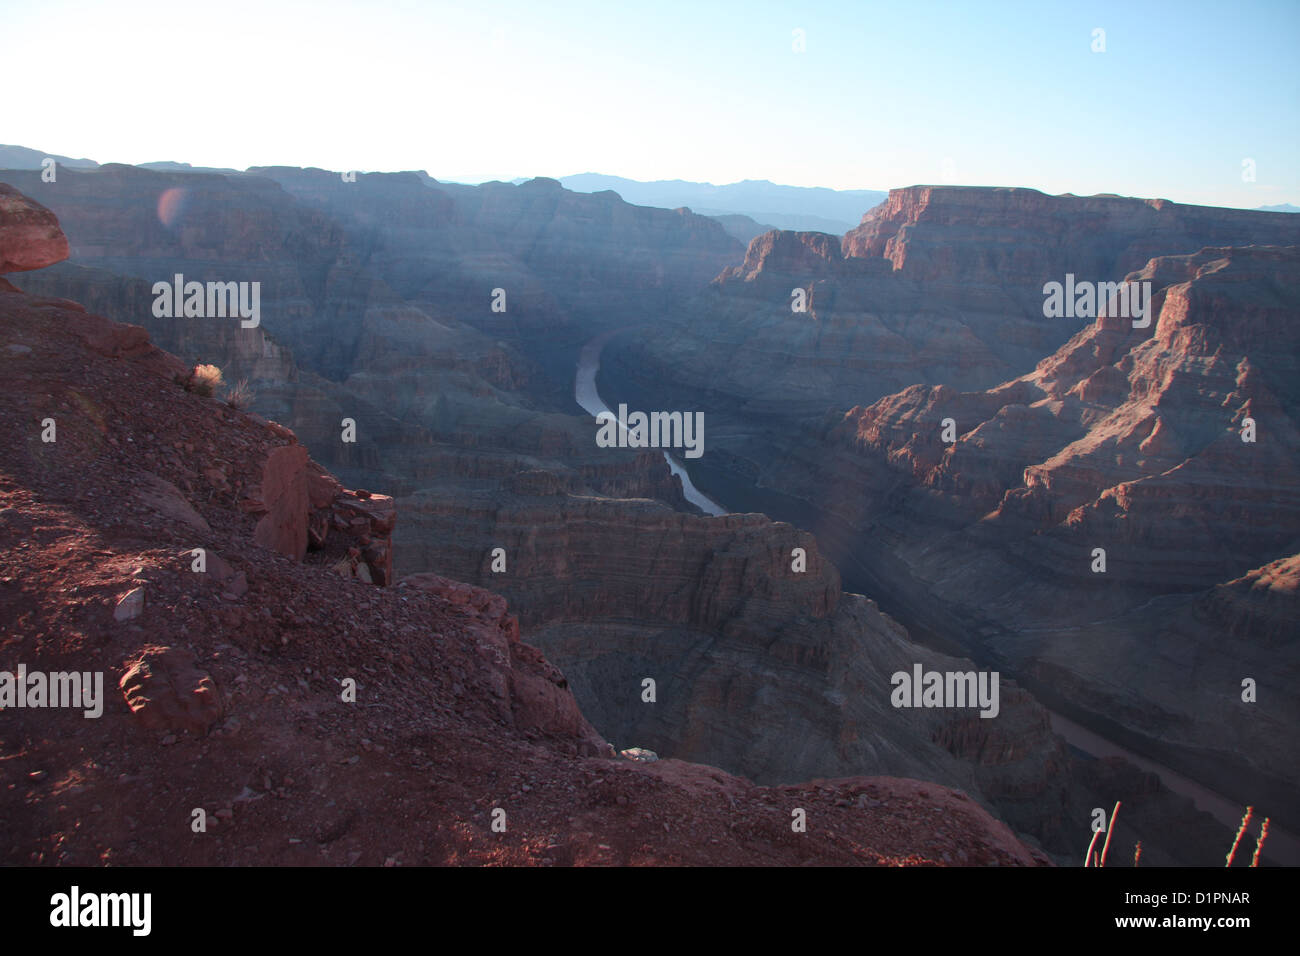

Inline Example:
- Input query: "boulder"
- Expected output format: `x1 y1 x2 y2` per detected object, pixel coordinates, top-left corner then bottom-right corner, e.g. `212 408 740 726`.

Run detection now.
119 647 223 734
0 184 69 273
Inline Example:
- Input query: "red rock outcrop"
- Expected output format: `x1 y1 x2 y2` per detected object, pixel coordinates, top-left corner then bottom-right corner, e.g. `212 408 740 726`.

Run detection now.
230 435 398 585
723 229 872 282
249 444 310 560
843 185 1300 279
398 572 608 753
0 183 68 273
835 245 1300 590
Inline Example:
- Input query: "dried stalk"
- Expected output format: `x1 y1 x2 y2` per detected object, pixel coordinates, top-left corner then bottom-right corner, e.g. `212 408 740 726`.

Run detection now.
1250 818 1270 868
1226 806 1254 867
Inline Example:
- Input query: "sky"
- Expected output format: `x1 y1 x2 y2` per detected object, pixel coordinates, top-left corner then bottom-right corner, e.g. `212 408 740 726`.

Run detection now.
3 0 1297 209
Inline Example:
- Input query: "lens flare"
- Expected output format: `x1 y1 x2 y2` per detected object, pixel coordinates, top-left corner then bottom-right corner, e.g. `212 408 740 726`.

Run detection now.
157 187 189 229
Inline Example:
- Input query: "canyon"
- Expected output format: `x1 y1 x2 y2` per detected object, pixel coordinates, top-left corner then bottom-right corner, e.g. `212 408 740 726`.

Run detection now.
3 164 1293 866
0 185 1047 866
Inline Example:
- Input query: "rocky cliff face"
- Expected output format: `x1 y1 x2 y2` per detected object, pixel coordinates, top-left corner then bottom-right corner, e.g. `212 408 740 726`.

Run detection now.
9 166 1080 854
843 185 1300 277
608 188 1300 427
1201 552 1300 647
0 191 1048 866
398 472 1248 862
589 189 1300 857
399 482 1183 856
2 165 701 526
247 167 743 376
598 189 1298 604
693 244 1300 821
0 165 523 385
12 171 1271 861
836 245 1300 584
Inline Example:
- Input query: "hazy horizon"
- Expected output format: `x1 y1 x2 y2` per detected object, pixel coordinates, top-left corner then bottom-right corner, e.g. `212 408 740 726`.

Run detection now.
3 0 1297 211
5 146 1297 217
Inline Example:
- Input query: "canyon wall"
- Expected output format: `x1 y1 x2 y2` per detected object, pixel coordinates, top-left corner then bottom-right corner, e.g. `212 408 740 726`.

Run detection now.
815 245 1300 814
591 188 1300 836
607 187 1300 422
399 481 1242 859
2 164 702 513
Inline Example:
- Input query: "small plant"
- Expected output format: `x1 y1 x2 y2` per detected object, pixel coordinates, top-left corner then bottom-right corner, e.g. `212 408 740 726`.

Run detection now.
186 363 224 397
224 377 255 410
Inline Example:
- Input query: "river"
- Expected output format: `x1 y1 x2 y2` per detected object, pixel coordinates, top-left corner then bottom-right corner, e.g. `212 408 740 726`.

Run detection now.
574 331 727 516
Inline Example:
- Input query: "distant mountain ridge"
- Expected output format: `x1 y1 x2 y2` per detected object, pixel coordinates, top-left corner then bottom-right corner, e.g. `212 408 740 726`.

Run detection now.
0 144 99 169
559 173 887 234
4 146 1293 225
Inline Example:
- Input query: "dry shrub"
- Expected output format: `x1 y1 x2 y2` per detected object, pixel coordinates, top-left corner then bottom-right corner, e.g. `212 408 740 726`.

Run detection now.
187 363 224 397
224 378 255 410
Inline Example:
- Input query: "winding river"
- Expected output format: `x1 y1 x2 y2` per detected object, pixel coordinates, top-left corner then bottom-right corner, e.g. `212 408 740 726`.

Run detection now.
574 331 1297 864
575 331 727 516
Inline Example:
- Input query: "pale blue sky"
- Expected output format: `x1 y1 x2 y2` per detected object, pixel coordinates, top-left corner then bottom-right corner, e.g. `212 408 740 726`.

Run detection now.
3 0 1296 208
